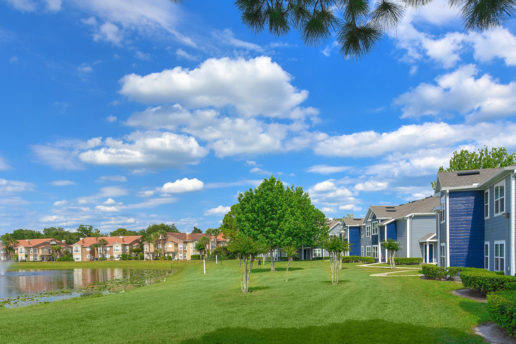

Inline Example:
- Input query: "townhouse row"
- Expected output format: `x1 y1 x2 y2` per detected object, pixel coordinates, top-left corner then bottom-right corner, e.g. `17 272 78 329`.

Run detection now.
325 164 515 276
0 232 226 262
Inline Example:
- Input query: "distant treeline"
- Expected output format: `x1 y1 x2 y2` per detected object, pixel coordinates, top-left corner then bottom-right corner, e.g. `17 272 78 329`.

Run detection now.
0 223 179 245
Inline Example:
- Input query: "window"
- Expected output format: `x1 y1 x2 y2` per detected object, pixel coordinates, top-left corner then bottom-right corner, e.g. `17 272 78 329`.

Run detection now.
179 254 183 259
114 246 120 252
372 222 378 235
366 246 371 257
494 241 505 272
494 181 505 215
440 244 446 267
366 223 371 237
440 195 446 223
484 242 489 270
313 248 322 258
179 244 183 250
372 245 378 259
484 190 490 218
361 246 364 256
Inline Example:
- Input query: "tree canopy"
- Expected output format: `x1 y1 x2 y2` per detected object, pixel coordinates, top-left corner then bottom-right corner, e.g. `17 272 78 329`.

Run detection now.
110 228 140 237
235 0 515 58
192 226 203 234
145 223 178 234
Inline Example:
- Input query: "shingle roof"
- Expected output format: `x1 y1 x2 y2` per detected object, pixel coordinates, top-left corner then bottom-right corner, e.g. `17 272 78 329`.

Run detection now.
419 233 437 242
437 167 505 189
343 218 363 226
16 238 71 248
370 196 440 221
328 220 341 229
75 236 141 247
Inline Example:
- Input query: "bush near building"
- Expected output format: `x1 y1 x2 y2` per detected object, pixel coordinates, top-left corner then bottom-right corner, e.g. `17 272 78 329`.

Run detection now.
342 256 375 264
460 270 516 295
488 290 516 336
393 258 422 265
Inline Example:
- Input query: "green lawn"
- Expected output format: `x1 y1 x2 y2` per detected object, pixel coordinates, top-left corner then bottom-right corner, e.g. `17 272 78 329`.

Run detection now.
0 260 489 344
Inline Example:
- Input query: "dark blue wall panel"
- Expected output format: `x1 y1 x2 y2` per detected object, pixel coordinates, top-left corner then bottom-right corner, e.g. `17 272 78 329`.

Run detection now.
449 191 485 268
387 222 397 240
371 234 378 245
349 226 361 256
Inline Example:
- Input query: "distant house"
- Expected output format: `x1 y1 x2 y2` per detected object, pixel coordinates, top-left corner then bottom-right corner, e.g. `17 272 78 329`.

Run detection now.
73 236 141 261
15 238 71 262
343 218 362 256
0 242 7 261
435 165 515 275
360 196 439 263
143 232 226 260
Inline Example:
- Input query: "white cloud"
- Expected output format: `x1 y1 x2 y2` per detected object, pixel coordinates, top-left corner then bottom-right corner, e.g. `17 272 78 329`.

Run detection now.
0 179 34 195
71 0 194 47
120 56 309 118
97 175 127 183
354 181 389 192
95 205 120 212
40 215 64 223
53 200 67 206
314 121 516 158
396 65 516 121
78 131 208 168
6 0 37 12
250 167 271 175
212 29 263 52
175 48 198 61
32 138 101 170
204 205 231 216
78 63 94 73
106 115 117 123
104 198 117 205
306 165 348 174
45 0 61 12
51 180 75 186
160 178 204 194
339 204 362 212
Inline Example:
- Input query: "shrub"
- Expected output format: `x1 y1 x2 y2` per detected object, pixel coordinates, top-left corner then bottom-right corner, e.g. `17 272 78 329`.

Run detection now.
460 270 516 295
190 254 201 260
421 264 447 280
120 254 132 261
57 255 73 262
394 257 422 265
166 256 172 261
488 290 516 336
98 257 107 261
342 256 375 264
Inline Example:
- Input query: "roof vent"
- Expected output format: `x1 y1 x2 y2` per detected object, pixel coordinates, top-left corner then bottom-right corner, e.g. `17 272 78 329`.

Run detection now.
386 209 397 212
457 171 480 176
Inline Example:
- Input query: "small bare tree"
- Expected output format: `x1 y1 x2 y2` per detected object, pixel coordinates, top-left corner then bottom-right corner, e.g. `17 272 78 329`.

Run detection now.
382 239 401 269
195 236 211 275
282 245 298 282
324 236 349 285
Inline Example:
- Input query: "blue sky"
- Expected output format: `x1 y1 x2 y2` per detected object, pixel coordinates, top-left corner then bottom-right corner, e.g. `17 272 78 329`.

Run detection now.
1 0 516 234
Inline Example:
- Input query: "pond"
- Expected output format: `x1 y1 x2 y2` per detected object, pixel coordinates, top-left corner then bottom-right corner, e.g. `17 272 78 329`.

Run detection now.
0 263 173 308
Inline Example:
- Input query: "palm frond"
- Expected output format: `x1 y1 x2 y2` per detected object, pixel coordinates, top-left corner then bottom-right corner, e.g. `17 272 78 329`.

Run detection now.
344 0 370 21
372 1 405 28
338 21 382 58
462 0 516 29
265 3 290 35
401 0 434 6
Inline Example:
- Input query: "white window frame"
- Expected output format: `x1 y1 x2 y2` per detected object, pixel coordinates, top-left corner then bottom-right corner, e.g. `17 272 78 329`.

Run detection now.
366 246 371 257
372 245 378 259
484 241 489 270
440 195 446 223
366 223 371 237
494 240 505 272
371 222 378 236
361 246 364 256
440 243 446 267
494 180 505 216
484 190 490 219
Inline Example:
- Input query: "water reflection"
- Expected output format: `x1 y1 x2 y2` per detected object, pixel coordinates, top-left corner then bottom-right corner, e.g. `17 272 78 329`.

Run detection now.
0 268 134 299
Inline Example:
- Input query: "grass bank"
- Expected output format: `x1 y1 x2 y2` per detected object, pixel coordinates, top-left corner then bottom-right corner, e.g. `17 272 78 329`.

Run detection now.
0 260 488 343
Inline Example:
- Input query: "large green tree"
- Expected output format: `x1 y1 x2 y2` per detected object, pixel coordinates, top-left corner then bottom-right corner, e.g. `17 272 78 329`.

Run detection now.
110 228 139 236
235 0 515 58
10 229 43 240
0 233 18 261
145 223 178 234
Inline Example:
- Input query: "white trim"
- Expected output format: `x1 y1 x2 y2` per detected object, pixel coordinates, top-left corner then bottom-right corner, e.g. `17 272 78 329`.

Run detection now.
440 243 446 267
437 214 440 266
446 191 450 268
407 217 411 258
484 241 490 270
494 240 506 272
494 179 506 216
484 189 490 219
511 174 515 276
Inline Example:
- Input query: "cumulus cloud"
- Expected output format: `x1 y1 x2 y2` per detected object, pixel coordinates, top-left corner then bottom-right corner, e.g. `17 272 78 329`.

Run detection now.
204 205 231 216
161 178 204 194
32 138 101 170
78 131 208 168
51 180 75 186
97 175 127 183
6 0 37 12
314 121 516 158
53 200 67 206
355 181 389 192
120 56 310 119
396 65 516 121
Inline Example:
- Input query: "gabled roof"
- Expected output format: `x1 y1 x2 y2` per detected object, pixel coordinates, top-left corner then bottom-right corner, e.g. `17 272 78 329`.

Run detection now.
419 233 437 242
75 236 141 247
328 220 341 230
369 205 399 219
369 196 439 224
437 167 506 190
343 218 363 227
167 232 213 242
16 238 71 248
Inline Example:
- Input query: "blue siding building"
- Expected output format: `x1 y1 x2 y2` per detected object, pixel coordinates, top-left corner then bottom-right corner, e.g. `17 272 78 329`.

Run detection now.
343 218 362 256
436 166 516 275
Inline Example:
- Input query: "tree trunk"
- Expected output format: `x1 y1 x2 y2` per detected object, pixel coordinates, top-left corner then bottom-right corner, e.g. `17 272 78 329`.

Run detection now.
286 256 292 282
216 255 218 264
203 257 206 275
270 249 275 271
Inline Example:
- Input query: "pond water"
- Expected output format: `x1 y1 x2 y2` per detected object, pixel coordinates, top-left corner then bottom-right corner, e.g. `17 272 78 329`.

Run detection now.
0 263 172 308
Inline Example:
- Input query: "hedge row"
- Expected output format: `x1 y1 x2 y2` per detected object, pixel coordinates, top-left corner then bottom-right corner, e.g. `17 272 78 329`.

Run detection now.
342 256 375 264
488 291 516 336
190 254 201 260
393 257 423 265
420 265 471 280
460 270 516 295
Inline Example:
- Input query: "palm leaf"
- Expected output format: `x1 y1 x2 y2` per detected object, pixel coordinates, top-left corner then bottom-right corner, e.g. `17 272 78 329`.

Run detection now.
344 0 370 22
461 0 516 29
302 9 337 45
372 1 405 28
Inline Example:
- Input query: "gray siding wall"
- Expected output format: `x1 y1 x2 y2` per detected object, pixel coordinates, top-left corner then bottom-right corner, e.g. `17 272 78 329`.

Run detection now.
410 215 437 258
397 219 408 257
484 175 512 274
437 192 447 267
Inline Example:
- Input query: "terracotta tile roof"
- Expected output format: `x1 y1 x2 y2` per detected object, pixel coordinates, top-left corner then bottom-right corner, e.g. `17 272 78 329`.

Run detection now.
167 232 216 242
15 238 71 248
75 236 141 247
